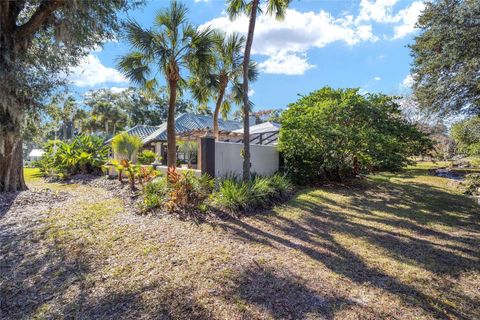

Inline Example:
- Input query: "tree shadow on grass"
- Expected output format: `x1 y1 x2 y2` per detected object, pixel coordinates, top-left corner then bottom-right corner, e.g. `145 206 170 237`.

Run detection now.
217 178 480 319
0 221 90 319
223 263 359 319
0 192 18 219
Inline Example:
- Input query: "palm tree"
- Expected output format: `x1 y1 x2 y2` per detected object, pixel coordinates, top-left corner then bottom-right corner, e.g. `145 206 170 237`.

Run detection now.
227 0 291 180
117 0 213 170
191 31 258 140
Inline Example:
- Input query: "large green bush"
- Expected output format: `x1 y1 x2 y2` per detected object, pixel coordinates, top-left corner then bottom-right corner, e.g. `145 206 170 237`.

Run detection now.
35 135 109 178
451 116 480 157
278 87 432 184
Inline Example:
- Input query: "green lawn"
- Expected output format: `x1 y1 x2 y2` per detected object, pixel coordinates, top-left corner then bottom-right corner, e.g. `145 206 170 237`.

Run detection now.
1 164 479 319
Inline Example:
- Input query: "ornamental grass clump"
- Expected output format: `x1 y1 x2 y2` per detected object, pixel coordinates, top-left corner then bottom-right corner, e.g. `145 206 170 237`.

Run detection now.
213 174 294 213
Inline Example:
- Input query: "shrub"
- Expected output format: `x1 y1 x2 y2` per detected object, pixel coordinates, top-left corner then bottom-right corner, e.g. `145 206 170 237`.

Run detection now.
464 174 480 196
268 174 294 201
451 116 480 156
112 132 142 161
140 178 170 212
213 174 294 213
214 179 253 213
35 135 109 178
278 87 433 184
138 150 157 165
165 169 214 215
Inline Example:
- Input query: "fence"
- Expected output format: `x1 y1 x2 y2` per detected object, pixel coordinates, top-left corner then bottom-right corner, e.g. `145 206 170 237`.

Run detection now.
213 141 279 178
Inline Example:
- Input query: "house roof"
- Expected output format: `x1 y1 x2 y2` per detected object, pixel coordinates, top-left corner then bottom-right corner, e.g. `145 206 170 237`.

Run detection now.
28 149 45 157
105 125 159 144
143 113 243 144
233 122 280 134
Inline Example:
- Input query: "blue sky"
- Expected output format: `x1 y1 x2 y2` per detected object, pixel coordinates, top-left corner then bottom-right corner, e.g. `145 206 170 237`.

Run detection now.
69 0 421 111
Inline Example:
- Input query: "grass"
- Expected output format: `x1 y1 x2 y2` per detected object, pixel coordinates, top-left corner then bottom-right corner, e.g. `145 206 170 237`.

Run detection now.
1 164 479 319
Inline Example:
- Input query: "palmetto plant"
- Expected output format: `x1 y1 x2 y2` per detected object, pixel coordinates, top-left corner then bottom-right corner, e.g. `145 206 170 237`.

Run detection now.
191 31 258 140
117 0 213 170
111 132 143 162
227 0 291 180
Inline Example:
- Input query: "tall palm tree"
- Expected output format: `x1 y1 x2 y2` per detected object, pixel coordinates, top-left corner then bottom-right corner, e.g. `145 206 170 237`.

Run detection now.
117 0 213 170
227 0 291 180
191 31 258 140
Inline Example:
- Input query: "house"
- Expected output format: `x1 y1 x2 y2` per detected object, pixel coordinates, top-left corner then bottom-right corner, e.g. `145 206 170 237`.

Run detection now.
27 149 45 162
109 113 281 177
232 121 280 145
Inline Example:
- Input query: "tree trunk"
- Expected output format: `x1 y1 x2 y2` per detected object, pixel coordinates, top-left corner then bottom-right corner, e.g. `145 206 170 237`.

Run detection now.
62 123 67 140
213 81 227 140
0 106 27 192
242 0 259 181
167 79 178 170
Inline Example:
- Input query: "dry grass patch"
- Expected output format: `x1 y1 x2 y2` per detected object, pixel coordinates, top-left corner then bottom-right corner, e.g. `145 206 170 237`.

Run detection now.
1 166 479 319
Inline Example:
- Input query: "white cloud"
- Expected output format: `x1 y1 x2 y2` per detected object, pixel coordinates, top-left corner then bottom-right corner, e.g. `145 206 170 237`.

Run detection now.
356 0 400 23
70 54 128 87
356 0 425 39
198 2 422 76
259 52 315 75
200 7 377 75
392 1 425 39
110 86 129 93
373 76 381 81
248 89 255 97
401 74 414 88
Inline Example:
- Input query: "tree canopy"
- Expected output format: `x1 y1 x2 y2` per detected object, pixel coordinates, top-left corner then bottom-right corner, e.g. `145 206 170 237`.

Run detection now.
410 0 480 116
451 116 480 156
1 0 140 192
278 87 433 184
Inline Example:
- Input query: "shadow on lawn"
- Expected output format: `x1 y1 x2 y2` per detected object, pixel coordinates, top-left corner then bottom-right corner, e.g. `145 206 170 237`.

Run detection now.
0 217 213 320
224 263 358 319
219 178 480 319
0 192 18 219
0 216 90 318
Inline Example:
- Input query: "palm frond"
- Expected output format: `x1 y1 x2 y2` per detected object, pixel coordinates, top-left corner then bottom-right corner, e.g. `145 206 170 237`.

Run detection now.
221 99 232 120
266 0 291 20
227 0 247 19
124 20 155 53
116 52 151 86
247 60 259 82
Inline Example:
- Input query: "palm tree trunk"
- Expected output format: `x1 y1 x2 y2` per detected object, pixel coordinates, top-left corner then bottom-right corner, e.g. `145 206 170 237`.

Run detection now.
167 79 178 170
213 82 227 140
242 0 259 181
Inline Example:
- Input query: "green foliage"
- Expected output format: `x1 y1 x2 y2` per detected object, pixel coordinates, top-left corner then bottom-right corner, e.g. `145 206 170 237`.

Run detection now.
165 171 214 215
214 179 252 212
112 133 143 161
189 31 257 127
140 170 216 216
138 150 157 165
140 178 170 212
463 174 480 196
213 174 293 213
410 0 480 116
34 135 109 177
451 116 480 156
279 87 433 184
